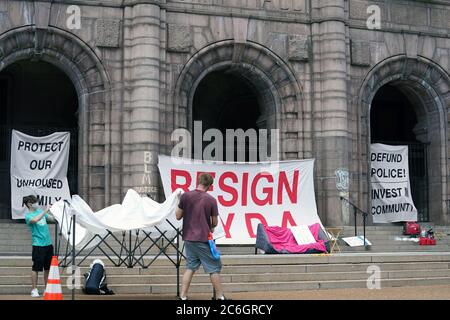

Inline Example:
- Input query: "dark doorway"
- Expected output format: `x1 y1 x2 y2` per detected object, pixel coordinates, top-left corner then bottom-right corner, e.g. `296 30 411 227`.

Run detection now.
0 60 79 220
370 84 429 222
193 71 261 162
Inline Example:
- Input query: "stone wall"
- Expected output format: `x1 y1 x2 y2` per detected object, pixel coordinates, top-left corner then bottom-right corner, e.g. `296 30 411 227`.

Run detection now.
0 0 448 224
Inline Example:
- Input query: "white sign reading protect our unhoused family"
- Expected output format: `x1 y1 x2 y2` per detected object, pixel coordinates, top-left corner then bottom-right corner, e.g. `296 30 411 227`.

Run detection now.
158 155 322 244
10 130 71 219
370 143 417 223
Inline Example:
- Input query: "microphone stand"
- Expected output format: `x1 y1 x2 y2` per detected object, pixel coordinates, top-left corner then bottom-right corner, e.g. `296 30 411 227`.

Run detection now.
340 196 368 247
65 199 76 301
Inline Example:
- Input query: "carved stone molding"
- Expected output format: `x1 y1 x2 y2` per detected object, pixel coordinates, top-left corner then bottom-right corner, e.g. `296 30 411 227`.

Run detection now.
288 35 309 62
351 40 370 66
167 24 192 53
96 19 121 48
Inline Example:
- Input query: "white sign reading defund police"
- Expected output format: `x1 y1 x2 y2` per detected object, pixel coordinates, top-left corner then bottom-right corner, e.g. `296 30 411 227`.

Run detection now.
370 143 417 223
10 130 71 219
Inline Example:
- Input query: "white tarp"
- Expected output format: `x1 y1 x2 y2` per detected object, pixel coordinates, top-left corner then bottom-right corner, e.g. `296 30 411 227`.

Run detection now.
10 130 71 219
157 155 321 244
50 189 183 249
370 143 418 223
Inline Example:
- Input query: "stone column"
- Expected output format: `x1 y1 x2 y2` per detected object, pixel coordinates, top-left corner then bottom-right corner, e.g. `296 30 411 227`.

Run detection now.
310 0 350 226
123 1 161 199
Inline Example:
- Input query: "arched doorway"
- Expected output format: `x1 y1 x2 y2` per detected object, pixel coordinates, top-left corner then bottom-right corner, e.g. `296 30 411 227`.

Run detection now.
360 56 450 225
0 26 112 213
192 70 264 162
0 60 79 219
370 84 429 221
174 41 304 163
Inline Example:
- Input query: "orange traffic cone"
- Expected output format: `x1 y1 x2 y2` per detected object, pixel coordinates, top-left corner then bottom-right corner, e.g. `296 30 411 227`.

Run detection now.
44 256 63 300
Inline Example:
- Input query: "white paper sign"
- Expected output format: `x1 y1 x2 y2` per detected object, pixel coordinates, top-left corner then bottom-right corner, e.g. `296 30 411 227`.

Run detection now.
290 225 317 245
10 130 71 219
342 236 371 247
158 155 322 244
370 144 418 223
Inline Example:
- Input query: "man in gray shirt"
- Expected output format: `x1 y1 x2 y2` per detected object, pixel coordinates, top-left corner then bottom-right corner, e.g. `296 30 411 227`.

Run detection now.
176 173 227 300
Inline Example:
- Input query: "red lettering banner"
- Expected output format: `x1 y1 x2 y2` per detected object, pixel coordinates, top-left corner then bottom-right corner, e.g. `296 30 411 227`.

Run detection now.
158 155 321 244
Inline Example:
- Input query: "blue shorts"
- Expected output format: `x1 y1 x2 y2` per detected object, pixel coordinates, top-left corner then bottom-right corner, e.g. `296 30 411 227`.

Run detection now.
184 241 222 274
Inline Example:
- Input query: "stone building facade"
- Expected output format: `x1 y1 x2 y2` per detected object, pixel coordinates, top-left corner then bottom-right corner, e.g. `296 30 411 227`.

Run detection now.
0 0 449 226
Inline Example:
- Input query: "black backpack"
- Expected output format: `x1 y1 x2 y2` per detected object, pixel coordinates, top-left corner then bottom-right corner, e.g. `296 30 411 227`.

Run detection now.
83 261 114 295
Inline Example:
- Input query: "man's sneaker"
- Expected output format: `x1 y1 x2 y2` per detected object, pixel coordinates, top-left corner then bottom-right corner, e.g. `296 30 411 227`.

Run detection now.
178 296 188 301
216 295 230 300
31 289 40 298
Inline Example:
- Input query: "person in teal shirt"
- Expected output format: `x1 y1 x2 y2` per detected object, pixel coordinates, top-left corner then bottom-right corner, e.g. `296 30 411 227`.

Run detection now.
23 195 56 298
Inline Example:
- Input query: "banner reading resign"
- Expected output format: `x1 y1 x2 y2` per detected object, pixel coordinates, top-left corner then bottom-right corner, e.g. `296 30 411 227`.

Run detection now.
158 155 321 244
370 143 417 223
10 130 71 219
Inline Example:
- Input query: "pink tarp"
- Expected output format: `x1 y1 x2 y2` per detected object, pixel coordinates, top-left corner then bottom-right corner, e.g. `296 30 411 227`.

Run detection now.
264 223 328 254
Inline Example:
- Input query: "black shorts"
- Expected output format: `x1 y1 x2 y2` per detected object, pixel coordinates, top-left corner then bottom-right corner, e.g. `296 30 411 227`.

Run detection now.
32 245 54 272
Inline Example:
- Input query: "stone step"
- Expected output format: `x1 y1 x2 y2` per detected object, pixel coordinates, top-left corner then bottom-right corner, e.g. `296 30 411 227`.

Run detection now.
0 245 182 252
2 240 449 255
0 245 185 255
0 238 172 246
340 233 450 238
0 241 450 255
341 246 450 252
343 245 450 250
1 223 447 232
2 260 450 276
0 219 444 230
302 261 450 273
141 277 450 294
5 237 450 252
341 241 450 247
344 239 450 245
3 252 450 267
4 276 450 295
0 256 181 267
7 235 450 245
3 269 450 286
341 231 421 236
222 253 450 265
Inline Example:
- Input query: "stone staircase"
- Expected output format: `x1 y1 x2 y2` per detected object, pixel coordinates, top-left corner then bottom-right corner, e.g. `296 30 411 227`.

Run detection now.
1 253 450 295
2 222 450 296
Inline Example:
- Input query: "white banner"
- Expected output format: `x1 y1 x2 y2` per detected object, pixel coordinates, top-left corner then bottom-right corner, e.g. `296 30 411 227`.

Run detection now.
370 143 417 223
10 130 71 219
158 155 321 244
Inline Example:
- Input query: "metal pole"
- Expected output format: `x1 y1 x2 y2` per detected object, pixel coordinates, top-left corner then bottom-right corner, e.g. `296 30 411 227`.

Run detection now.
354 206 357 236
128 231 132 268
54 221 58 257
176 228 180 298
424 144 430 222
72 214 76 300
363 213 367 249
